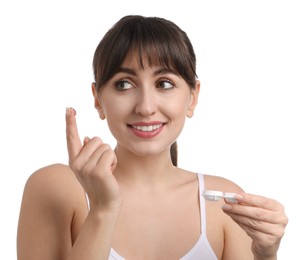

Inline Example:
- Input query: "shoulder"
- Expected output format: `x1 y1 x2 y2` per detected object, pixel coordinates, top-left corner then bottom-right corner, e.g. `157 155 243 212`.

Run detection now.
22 163 85 211
180 170 245 193
18 164 89 255
201 173 253 258
201 173 245 193
25 163 81 193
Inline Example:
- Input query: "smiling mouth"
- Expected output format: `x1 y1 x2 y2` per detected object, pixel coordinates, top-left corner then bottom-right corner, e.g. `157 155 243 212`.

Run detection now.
130 124 163 132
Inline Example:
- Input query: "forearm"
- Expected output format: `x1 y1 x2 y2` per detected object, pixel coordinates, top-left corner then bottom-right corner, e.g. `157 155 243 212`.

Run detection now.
66 209 120 260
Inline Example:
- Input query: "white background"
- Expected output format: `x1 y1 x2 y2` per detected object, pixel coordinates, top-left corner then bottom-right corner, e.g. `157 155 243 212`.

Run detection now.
1 0 305 259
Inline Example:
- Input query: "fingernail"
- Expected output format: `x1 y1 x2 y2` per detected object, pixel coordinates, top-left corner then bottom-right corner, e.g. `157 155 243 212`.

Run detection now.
222 204 232 211
235 194 244 200
66 107 76 116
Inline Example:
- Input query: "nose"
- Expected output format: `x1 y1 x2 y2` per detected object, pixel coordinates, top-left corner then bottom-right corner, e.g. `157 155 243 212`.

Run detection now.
135 88 157 116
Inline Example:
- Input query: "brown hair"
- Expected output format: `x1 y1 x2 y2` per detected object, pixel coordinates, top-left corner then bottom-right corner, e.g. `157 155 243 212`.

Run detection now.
92 15 197 166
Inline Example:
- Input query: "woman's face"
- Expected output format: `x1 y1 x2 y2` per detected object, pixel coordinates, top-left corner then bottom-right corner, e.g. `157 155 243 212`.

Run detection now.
93 51 200 157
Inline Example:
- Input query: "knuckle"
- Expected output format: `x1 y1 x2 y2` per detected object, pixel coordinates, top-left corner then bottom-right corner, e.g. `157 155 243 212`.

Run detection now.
103 147 114 156
271 225 286 239
102 143 111 150
281 215 289 227
253 210 265 220
277 228 286 238
66 133 74 143
92 136 103 144
265 233 279 244
247 219 260 229
71 160 83 173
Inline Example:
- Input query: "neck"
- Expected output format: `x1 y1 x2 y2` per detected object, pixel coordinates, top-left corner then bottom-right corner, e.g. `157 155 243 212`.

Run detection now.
113 145 177 189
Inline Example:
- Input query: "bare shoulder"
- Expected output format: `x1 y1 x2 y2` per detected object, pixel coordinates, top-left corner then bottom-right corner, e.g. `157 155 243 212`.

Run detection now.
21 163 86 213
203 173 245 193
200 173 253 258
18 164 88 258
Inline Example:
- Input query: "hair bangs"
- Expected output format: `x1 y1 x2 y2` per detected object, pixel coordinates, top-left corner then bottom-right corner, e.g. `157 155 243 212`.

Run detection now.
93 15 197 91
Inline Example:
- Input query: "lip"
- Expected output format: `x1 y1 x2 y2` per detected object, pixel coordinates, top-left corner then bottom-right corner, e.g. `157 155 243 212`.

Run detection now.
128 121 165 138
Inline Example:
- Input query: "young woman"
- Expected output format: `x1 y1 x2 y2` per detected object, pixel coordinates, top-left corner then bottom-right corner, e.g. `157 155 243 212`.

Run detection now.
17 15 288 260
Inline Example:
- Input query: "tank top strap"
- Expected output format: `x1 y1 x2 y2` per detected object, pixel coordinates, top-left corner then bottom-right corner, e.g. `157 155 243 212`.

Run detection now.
197 173 206 234
85 192 90 210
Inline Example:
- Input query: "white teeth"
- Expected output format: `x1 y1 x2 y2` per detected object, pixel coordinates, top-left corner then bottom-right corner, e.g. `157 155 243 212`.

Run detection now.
132 124 162 132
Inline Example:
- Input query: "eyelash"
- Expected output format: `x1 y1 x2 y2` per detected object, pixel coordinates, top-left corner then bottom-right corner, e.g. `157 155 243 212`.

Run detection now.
114 79 175 91
114 80 133 91
157 79 175 90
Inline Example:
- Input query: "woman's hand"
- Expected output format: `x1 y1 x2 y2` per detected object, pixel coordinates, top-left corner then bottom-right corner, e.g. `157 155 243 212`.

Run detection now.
222 193 288 259
65 107 121 212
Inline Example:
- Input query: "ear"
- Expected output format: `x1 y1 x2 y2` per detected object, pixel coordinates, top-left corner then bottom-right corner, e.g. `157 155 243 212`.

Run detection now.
186 80 200 118
91 83 106 120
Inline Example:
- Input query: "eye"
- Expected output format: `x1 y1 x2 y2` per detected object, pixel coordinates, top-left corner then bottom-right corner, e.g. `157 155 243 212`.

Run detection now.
157 80 174 90
114 80 133 91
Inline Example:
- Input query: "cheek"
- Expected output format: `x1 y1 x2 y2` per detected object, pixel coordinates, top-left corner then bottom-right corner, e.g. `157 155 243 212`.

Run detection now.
102 98 131 118
165 95 190 115
102 99 133 137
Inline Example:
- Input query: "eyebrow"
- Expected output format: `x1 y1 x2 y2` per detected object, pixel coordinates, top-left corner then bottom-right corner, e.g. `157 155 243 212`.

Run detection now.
116 67 137 76
116 67 179 77
153 68 179 76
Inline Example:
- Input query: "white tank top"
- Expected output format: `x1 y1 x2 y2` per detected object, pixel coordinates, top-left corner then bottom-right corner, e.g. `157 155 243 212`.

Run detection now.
86 173 218 260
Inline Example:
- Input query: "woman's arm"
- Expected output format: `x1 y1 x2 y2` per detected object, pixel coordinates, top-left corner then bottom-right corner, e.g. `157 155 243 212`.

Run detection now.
18 108 122 260
222 192 288 260
17 164 120 260
206 176 288 260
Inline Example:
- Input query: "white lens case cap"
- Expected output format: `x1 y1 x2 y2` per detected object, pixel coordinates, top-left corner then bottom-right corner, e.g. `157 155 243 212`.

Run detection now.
202 190 238 203
223 192 238 203
202 190 223 201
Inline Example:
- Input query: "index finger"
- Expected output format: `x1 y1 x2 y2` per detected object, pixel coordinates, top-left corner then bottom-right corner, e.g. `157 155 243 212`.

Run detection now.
238 192 282 211
65 107 82 161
